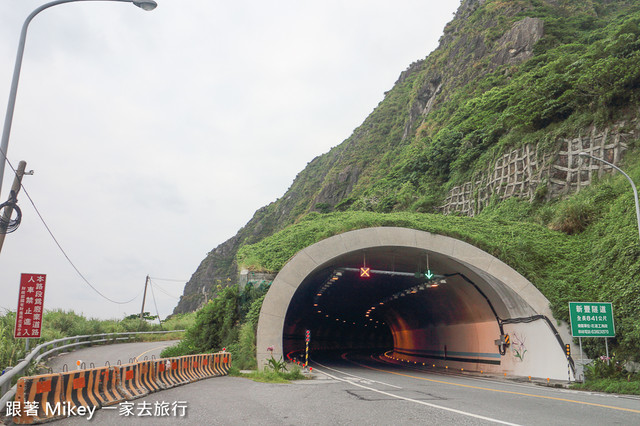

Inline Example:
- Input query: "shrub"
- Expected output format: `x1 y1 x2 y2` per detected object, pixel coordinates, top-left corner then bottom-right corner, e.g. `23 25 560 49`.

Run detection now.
549 199 596 234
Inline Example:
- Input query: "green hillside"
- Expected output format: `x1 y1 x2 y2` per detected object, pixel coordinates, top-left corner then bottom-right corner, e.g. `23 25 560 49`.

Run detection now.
237 151 640 358
174 0 640 361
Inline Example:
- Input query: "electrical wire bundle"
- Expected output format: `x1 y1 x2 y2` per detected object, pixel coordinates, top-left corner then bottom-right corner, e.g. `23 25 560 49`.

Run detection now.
0 190 21 234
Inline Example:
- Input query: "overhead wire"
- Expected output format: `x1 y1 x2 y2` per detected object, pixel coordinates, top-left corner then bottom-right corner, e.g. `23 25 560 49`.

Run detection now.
1 156 142 305
149 279 180 300
148 279 162 327
149 277 186 282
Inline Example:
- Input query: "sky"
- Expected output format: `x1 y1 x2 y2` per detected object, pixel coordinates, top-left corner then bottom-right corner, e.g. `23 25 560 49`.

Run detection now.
0 0 460 321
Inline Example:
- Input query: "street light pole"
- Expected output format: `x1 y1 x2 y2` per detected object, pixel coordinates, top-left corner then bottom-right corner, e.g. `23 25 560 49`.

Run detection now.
0 0 157 199
578 152 640 242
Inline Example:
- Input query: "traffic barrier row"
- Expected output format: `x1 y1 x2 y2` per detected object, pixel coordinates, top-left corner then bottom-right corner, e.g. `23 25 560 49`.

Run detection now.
12 352 231 424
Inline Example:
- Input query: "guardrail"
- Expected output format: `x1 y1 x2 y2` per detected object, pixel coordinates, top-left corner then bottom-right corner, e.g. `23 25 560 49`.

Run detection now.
0 330 184 412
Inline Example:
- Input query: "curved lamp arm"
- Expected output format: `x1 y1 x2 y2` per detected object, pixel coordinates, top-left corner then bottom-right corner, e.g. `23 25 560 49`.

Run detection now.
0 0 157 198
578 152 640 243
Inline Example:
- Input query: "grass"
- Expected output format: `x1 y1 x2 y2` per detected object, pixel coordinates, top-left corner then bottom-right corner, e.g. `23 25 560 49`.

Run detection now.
228 365 309 383
571 378 640 395
0 309 193 372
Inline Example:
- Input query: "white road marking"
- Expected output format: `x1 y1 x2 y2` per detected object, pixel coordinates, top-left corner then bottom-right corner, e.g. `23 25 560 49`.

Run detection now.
312 360 402 389
313 366 521 426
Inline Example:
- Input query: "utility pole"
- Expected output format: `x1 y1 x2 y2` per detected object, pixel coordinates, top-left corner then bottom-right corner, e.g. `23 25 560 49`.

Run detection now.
139 275 150 325
0 160 31 254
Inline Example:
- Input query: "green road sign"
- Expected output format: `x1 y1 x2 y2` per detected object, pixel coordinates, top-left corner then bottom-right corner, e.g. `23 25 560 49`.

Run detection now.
569 302 615 337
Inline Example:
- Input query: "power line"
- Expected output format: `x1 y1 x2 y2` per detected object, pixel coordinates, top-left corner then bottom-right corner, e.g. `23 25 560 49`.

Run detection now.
2 157 142 305
149 278 180 299
149 277 187 283
148 279 162 327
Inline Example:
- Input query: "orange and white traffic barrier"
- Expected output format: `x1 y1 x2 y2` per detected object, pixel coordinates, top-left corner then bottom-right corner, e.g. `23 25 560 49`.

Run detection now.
59 368 101 415
201 354 217 377
211 353 221 375
12 352 231 424
178 357 200 383
115 363 149 400
168 358 191 385
194 354 211 380
188 355 210 380
13 373 65 424
137 360 165 393
220 352 232 375
152 359 179 389
93 366 126 406
211 352 232 375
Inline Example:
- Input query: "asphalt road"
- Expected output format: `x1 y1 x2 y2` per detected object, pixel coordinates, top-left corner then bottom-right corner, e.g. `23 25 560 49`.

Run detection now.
39 350 640 426
45 340 178 373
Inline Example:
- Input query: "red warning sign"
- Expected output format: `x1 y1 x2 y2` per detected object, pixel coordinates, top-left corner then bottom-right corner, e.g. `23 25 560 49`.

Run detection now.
14 273 46 338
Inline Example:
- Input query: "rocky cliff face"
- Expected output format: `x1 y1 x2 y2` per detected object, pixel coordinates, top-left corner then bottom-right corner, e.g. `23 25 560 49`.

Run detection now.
173 0 638 314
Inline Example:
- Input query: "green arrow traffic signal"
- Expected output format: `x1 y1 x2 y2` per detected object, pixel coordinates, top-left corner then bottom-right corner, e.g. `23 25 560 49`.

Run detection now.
425 270 434 280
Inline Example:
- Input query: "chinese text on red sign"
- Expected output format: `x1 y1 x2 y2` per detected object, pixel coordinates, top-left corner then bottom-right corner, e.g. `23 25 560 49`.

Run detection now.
14 273 47 338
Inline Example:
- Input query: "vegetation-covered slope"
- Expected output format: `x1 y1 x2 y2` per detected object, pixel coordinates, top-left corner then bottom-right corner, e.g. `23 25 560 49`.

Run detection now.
174 0 640 361
237 150 640 359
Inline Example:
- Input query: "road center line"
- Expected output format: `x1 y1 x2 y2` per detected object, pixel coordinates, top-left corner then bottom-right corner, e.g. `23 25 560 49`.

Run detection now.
134 343 171 362
314 367 520 426
348 357 640 414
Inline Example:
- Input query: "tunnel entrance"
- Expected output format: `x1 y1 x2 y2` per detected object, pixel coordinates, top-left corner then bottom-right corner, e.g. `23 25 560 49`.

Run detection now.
257 227 575 380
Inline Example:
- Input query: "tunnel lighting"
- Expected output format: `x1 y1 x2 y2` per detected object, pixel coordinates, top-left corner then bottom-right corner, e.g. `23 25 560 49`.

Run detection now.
379 302 384 305
332 277 339 281
431 284 439 288
371 307 375 310
317 293 322 296
336 271 343 276
313 304 318 307
325 315 329 318
317 310 321 313
440 279 447 284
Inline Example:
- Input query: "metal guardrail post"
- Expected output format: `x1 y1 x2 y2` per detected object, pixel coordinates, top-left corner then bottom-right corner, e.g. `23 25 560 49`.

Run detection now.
0 366 13 395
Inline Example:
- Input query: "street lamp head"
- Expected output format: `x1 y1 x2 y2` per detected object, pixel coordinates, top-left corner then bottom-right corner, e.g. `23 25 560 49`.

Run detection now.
133 1 158 11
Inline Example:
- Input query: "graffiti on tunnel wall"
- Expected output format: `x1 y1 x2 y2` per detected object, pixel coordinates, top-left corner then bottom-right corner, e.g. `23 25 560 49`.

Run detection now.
512 332 527 361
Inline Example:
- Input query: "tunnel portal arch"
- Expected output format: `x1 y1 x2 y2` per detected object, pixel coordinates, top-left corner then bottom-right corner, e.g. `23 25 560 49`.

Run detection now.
256 227 575 380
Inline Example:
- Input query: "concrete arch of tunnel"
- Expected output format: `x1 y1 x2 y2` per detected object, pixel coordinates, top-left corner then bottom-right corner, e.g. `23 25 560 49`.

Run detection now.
256 227 575 380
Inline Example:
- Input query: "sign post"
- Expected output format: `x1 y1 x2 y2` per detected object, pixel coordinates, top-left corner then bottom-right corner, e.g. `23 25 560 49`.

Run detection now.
14 273 47 342
569 302 615 372
305 329 310 369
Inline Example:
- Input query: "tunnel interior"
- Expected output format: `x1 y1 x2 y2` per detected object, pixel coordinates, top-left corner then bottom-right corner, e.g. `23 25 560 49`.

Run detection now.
283 246 506 365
